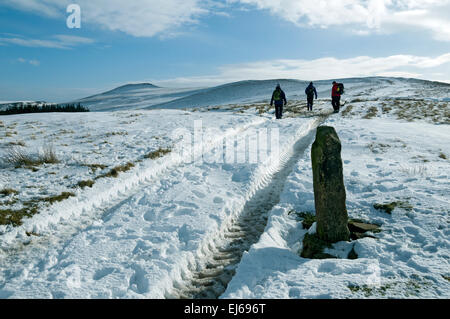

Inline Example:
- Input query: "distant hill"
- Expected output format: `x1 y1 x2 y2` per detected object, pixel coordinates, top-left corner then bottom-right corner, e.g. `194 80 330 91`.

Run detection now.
100 83 160 95
71 77 450 112
72 83 205 112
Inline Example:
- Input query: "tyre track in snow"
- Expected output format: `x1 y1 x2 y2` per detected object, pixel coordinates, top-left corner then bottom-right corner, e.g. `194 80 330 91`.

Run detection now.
0 117 267 255
168 113 329 299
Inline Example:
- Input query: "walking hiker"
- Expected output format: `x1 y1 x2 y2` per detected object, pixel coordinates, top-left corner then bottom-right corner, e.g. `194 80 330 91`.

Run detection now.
305 82 318 111
331 81 344 113
270 84 287 120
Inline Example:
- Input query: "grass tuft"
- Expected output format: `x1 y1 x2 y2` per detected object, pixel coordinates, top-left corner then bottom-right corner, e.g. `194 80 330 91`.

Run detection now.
288 210 316 230
373 201 413 214
4 145 59 167
96 162 135 179
77 180 95 188
0 188 19 196
144 147 172 160
41 192 75 205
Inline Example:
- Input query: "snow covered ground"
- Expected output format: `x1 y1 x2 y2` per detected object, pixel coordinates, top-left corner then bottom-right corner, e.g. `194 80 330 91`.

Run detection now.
0 77 449 299
222 117 450 298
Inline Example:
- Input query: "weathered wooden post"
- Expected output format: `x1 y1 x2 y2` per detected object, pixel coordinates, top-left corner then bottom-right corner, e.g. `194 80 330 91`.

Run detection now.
311 126 350 243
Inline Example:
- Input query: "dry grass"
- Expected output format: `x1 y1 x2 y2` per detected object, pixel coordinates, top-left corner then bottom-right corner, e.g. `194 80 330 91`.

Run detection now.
4 145 59 167
341 104 355 117
83 163 108 173
363 106 379 119
77 180 95 188
0 188 18 196
105 131 128 137
373 201 413 214
0 191 75 226
144 147 172 160
96 162 135 179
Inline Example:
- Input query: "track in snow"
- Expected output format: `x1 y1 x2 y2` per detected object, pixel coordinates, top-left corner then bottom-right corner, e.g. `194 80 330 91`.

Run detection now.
168 116 326 299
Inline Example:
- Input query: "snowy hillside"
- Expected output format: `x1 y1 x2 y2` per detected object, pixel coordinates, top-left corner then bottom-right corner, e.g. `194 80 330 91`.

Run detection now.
72 77 450 112
0 77 449 299
72 83 206 112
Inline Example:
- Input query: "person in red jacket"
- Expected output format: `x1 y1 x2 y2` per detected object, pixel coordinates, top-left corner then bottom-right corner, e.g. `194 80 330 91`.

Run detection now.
331 81 341 113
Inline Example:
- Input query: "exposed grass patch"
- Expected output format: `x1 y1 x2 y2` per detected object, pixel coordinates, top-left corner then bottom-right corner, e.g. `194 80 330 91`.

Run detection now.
341 104 354 117
58 129 75 135
144 147 172 160
77 180 95 188
96 162 135 179
256 105 266 115
0 191 75 226
83 163 108 173
40 146 59 164
0 206 38 227
363 106 379 119
40 192 75 205
5 131 16 137
367 142 391 154
381 104 392 114
373 201 413 214
0 188 19 196
105 131 128 137
439 152 447 160
4 145 59 167
301 233 335 259
348 276 433 297
288 210 316 229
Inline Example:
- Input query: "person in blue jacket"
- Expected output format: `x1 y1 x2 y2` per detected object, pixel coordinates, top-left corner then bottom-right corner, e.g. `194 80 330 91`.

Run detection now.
305 82 318 111
270 84 287 119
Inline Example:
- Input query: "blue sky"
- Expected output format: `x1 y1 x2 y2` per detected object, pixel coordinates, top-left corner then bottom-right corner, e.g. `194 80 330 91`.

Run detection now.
1 0 449 102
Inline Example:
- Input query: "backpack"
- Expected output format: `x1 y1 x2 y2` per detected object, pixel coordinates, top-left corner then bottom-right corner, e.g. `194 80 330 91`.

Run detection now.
306 86 315 96
273 89 282 101
337 83 345 95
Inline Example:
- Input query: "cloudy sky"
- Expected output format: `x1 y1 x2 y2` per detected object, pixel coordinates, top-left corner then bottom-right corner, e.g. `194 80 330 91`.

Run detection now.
1 0 449 102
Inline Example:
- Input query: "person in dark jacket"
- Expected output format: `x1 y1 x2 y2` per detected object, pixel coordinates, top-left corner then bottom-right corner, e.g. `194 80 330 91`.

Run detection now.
305 82 318 111
331 81 341 113
270 84 287 119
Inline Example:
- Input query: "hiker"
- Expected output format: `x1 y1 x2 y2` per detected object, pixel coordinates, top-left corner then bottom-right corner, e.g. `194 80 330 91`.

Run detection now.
331 81 342 113
305 82 318 111
270 84 287 119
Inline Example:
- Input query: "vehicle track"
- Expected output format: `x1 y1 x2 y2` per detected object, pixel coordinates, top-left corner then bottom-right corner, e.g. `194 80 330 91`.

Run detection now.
169 115 328 299
0 117 268 253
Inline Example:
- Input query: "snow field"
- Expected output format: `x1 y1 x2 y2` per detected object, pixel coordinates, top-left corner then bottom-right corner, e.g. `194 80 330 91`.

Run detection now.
0 109 322 298
0 110 265 248
222 115 450 299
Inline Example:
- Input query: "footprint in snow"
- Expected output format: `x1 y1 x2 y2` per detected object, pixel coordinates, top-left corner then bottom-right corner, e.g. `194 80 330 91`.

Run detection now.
192 190 206 198
128 264 149 294
93 267 116 281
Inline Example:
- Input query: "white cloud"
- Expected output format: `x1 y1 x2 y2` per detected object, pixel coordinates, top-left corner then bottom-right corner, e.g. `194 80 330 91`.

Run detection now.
228 0 450 41
4 1 448 40
2 0 216 38
155 53 450 87
17 58 40 66
0 35 95 49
